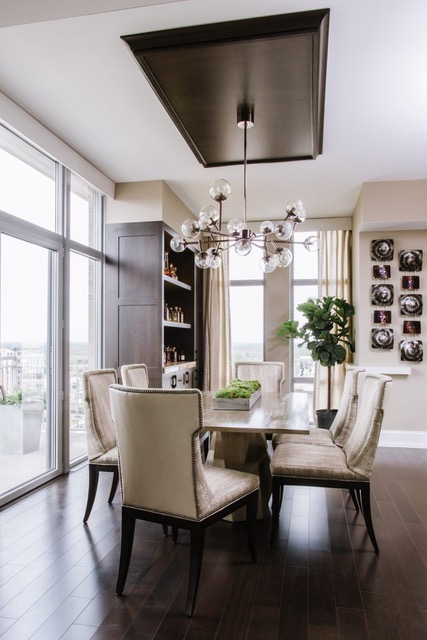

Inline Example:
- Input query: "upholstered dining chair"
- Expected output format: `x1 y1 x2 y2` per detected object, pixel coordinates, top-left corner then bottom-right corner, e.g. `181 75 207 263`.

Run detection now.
82 368 120 523
120 363 149 388
272 365 365 449
269 372 392 553
235 361 285 392
109 385 259 617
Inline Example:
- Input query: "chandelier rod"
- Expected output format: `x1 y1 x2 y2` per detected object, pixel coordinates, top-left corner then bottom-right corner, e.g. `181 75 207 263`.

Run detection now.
243 119 248 227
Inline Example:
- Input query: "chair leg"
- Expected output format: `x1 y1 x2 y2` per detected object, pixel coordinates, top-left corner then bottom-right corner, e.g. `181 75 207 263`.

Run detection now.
83 464 99 523
186 528 205 617
172 526 179 543
108 467 119 504
116 508 136 595
359 484 379 554
162 525 168 536
246 491 258 562
268 478 282 547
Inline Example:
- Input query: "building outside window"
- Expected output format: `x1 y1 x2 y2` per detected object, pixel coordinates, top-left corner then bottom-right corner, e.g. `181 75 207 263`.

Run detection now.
229 248 264 367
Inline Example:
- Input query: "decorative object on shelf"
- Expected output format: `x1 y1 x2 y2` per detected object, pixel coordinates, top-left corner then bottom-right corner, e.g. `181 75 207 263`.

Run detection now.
403 320 421 335
164 252 170 276
372 264 391 279
399 249 423 272
371 284 394 306
278 296 355 426
400 339 423 362
169 263 178 279
374 309 391 324
372 328 394 349
400 294 423 316
371 239 394 262
402 275 420 290
170 106 319 273
213 379 261 410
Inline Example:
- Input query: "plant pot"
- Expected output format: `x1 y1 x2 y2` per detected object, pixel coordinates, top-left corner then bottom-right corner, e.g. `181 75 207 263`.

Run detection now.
315 409 338 430
0 401 44 454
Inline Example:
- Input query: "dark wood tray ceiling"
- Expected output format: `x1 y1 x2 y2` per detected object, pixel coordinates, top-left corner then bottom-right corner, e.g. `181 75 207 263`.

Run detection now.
122 9 329 168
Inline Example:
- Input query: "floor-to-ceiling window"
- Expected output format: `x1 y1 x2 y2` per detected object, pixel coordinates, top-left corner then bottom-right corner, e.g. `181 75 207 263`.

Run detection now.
229 248 264 368
0 124 103 505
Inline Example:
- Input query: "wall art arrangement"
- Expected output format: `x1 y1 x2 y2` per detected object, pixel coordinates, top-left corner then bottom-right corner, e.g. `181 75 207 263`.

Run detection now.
371 240 423 361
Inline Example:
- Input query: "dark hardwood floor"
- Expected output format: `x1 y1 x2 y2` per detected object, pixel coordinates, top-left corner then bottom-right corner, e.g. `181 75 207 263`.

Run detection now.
1 447 427 639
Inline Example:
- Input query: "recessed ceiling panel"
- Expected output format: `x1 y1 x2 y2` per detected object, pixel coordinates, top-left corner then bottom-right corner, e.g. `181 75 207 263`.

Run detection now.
122 9 329 167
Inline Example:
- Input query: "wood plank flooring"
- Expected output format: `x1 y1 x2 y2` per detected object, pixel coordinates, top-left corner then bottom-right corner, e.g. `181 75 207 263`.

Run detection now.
1 447 427 639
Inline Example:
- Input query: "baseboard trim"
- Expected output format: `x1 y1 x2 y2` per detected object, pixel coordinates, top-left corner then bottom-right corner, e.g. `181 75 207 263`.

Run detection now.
379 430 427 449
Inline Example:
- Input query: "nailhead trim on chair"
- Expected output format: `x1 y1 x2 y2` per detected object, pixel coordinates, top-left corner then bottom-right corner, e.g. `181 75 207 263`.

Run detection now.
110 386 207 521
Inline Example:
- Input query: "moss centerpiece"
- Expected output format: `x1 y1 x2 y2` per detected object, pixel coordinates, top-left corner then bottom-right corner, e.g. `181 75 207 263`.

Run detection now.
213 378 261 410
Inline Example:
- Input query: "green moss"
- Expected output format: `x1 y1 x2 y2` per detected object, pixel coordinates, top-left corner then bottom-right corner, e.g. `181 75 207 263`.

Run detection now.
214 378 261 399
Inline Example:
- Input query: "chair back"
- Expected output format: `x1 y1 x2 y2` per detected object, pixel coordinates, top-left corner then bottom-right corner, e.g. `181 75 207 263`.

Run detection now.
234 361 285 393
121 363 149 388
83 369 118 461
109 386 210 520
343 373 392 478
330 366 365 446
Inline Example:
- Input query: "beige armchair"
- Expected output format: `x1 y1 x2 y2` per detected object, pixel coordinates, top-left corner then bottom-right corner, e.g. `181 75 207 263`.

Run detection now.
82 368 119 523
109 386 259 617
269 372 392 552
120 363 149 388
272 365 365 449
235 361 285 392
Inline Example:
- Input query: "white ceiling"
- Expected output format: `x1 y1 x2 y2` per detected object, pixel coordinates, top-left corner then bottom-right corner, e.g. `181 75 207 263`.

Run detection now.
0 0 426 222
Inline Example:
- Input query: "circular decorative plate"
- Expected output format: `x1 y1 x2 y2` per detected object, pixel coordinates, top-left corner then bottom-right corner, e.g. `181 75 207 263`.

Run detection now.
372 328 394 349
372 284 394 306
400 294 423 316
371 239 394 262
399 249 422 272
400 340 423 362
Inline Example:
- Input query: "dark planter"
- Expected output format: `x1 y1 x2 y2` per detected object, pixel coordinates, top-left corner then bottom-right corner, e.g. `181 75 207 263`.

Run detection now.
315 409 338 430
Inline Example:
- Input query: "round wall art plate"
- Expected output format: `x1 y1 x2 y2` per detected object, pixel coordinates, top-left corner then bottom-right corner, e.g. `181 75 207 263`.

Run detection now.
400 340 423 362
399 249 423 272
372 328 394 349
371 239 394 262
372 284 394 306
400 294 423 316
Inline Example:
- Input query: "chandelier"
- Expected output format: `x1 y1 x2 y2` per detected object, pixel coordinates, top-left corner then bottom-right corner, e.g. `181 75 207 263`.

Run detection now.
170 106 319 272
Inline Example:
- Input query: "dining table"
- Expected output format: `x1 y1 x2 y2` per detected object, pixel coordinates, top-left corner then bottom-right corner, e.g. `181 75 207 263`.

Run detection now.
202 391 309 521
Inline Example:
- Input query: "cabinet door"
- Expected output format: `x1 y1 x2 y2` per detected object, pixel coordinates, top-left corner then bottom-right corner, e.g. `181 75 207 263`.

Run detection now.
105 221 163 387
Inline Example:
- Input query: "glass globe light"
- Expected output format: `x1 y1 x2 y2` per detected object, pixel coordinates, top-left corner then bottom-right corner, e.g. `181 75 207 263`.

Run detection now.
195 251 213 269
199 204 218 228
259 254 277 273
170 236 186 253
304 235 320 252
286 198 304 218
274 247 293 267
209 179 232 202
293 208 306 224
227 217 244 235
207 248 221 269
181 218 200 239
259 220 275 235
274 220 294 240
234 238 252 256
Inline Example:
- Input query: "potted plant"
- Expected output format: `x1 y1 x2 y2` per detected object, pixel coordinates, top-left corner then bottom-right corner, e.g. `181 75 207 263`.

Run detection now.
0 385 44 454
278 296 355 428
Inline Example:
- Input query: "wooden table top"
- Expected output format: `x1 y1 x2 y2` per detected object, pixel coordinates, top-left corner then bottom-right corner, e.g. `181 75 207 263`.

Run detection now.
202 391 309 434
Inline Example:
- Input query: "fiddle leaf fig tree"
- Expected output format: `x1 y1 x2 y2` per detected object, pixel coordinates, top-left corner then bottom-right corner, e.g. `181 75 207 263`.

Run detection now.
278 296 355 410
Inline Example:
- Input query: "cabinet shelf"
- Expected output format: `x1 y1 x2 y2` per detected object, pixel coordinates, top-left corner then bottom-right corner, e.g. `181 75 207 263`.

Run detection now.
164 321 192 329
164 275 192 291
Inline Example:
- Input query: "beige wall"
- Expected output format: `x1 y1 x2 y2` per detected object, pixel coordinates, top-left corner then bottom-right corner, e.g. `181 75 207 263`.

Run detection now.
354 180 427 432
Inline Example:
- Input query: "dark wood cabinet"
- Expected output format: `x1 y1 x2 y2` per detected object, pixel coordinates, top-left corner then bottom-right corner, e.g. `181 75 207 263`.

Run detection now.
105 220 203 389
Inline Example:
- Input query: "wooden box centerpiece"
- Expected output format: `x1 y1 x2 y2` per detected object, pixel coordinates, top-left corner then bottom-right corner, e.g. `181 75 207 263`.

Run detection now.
212 379 261 411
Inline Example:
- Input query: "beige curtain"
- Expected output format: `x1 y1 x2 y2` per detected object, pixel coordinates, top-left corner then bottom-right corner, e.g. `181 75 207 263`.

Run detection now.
315 229 353 409
202 253 232 391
